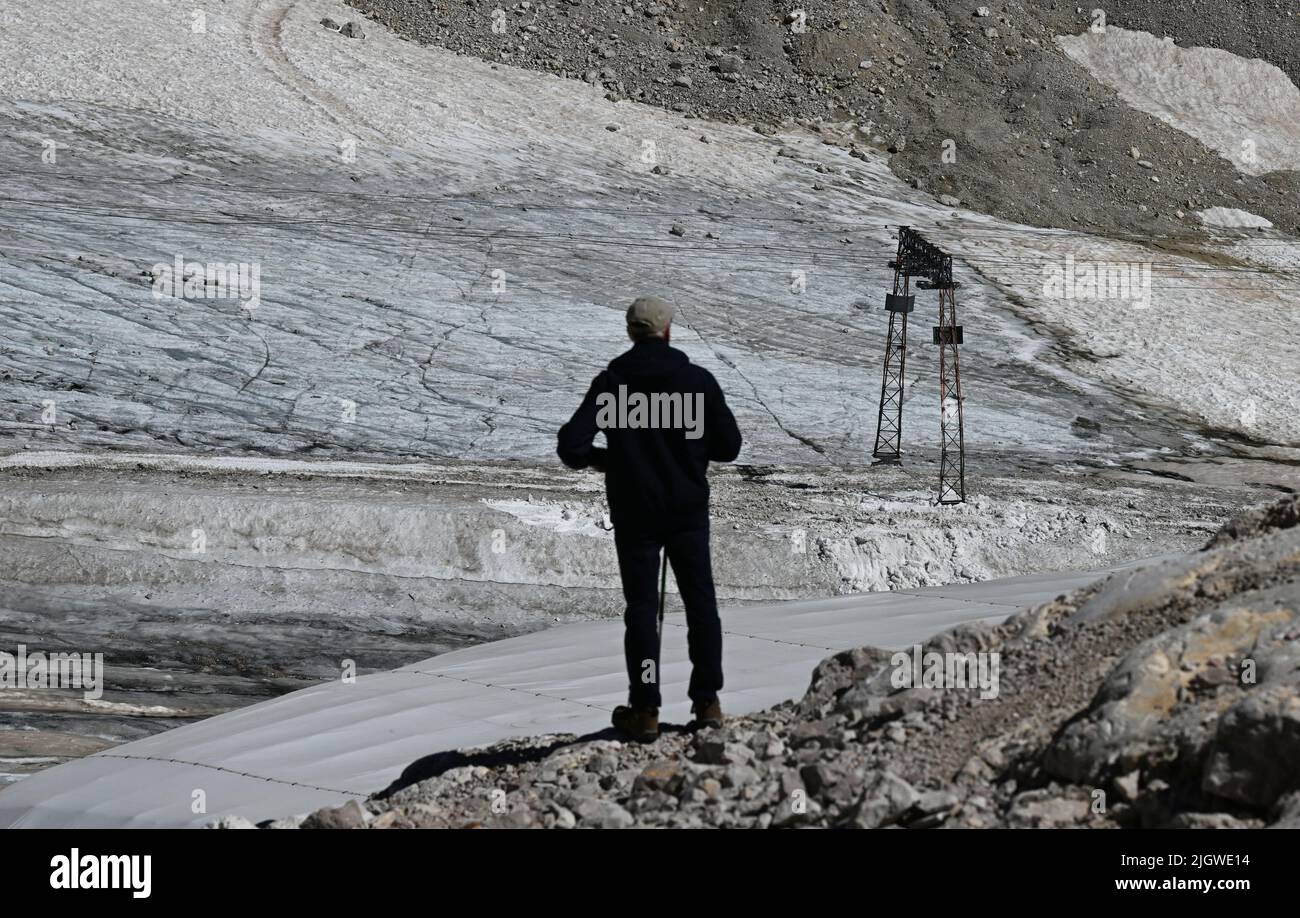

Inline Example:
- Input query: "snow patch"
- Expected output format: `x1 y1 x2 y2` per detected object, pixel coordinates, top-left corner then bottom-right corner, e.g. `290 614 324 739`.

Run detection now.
1196 207 1274 229
1056 27 1300 175
483 499 613 539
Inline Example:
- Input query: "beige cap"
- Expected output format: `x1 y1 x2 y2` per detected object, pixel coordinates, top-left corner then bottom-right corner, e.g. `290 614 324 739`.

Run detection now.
626 295 674 336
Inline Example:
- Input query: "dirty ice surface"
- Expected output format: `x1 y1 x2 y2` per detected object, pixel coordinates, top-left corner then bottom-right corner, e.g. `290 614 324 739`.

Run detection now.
0 1 1296 463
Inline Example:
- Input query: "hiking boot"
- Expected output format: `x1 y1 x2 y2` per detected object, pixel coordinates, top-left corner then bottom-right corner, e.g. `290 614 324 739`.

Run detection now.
691 698 723 728
611 704 659 742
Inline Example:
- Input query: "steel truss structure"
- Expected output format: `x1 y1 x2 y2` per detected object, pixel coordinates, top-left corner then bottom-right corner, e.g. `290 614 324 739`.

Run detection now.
872 226 966 504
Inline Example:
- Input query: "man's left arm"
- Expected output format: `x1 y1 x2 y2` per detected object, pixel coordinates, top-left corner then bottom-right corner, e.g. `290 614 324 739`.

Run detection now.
703 371 742 463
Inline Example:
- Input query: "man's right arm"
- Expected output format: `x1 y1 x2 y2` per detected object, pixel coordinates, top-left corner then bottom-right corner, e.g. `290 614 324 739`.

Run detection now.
557 371 609 470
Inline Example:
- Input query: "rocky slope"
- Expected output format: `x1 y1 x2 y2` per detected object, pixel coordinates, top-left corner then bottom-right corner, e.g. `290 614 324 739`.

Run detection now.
261 493 1300 829
346 0 1300 235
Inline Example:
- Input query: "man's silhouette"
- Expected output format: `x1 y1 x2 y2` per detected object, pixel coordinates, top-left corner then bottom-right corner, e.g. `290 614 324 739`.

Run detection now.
558 295 742 740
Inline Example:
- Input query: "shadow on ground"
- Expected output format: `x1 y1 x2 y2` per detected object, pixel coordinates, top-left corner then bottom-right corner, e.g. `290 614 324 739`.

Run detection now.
379 723 700 798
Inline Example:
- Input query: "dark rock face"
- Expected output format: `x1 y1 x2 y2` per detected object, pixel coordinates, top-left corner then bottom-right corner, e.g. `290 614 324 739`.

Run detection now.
1207 494 1300 548
344 0 1300 236
272 496 1300 829
1202 688 1300 808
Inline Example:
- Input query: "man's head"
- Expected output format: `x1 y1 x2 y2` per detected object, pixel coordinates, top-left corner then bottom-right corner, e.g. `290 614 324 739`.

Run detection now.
626 295 673 342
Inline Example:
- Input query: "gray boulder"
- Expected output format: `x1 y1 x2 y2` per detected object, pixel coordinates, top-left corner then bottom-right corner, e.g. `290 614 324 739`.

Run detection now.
1044 600 1299 791
301 798 371 829
1202 686 1300 808
566 795 635 829
845 771 917 828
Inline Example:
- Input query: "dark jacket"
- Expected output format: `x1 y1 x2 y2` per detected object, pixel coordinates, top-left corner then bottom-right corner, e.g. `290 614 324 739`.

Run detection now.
557 339 742 531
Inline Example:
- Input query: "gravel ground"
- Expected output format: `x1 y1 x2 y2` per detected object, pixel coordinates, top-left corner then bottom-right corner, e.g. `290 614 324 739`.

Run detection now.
345 0 1300 235
268 493 1300 829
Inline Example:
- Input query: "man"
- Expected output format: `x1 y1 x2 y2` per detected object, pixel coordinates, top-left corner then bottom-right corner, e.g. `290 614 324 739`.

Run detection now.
558 295 742 741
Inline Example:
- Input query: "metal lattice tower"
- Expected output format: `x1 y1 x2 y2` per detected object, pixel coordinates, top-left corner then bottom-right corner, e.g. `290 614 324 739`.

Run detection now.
872 236 912 462
935 283 966 503
871 226 967 503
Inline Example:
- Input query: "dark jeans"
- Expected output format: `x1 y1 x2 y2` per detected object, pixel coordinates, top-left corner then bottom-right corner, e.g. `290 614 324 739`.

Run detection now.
614 524 723 709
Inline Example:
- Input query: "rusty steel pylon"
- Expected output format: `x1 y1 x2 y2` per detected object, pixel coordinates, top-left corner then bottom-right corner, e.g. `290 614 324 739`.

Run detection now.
872 226 967 504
